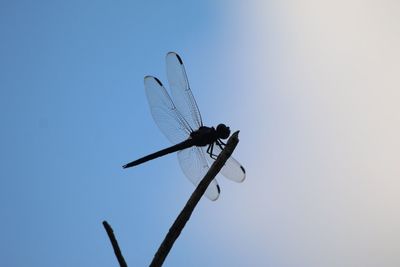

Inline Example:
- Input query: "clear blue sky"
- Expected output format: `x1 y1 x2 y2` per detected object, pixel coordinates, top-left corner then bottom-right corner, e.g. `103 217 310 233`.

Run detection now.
2 1 400 267
0 1 230 266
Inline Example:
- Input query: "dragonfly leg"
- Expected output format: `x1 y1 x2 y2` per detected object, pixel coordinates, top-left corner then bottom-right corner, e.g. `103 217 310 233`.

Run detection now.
210 142 222 159
218 139 227 146
216 139 226 151
207 143 217 159
206 143 211 154
208 140 227 159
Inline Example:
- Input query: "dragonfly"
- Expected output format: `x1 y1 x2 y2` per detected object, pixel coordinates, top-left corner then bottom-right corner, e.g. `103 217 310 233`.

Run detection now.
123 52 245 200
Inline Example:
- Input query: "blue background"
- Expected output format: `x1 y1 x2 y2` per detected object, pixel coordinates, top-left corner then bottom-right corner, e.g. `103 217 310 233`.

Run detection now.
1 1 241 266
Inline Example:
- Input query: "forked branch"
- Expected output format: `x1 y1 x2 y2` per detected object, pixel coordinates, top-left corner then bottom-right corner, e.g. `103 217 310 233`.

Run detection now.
103 132 240 267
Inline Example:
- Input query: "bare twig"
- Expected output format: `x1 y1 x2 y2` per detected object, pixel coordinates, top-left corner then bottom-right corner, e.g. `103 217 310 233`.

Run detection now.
103 220 128 267
149 131 240 267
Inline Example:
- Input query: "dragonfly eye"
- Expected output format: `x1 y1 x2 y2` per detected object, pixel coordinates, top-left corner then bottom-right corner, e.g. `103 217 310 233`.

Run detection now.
216 124 230 139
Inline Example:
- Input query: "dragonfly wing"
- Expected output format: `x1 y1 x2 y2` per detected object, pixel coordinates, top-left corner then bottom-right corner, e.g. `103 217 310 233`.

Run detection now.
177 146 220 201
166 52 203 131
144 76 192 144
203 144 246 183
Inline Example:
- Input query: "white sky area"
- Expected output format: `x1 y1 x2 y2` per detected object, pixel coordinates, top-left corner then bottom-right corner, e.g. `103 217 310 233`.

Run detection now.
198 1 400 266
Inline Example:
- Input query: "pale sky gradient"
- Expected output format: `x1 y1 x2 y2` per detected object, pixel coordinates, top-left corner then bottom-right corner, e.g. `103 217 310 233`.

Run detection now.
207 1 400 266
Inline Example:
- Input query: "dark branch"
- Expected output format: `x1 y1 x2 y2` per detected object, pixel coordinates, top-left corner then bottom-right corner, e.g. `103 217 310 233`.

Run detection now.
102 220 128 267
149 131 240 267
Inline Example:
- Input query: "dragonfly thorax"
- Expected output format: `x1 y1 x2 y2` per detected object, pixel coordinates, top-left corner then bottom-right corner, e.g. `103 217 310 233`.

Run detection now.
189 124 229 147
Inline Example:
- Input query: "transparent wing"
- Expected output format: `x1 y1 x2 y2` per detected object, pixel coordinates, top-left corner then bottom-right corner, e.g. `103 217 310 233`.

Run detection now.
203 144 246 183
144 76 192 144
166 52 203 131
177 146 220 201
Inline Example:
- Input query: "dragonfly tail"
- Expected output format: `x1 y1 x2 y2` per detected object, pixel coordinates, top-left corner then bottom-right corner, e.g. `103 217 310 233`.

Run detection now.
123 139 194 169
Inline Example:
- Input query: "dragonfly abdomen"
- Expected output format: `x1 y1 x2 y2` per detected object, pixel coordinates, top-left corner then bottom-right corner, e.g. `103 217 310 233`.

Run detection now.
123 139 195 169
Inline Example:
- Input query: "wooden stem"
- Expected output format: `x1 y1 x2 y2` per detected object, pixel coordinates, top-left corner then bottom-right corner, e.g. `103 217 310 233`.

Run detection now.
149 131 240 267
103 220 128 267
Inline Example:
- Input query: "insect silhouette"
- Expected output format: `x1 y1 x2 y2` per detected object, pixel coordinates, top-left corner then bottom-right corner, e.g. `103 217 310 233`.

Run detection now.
123 52 245 200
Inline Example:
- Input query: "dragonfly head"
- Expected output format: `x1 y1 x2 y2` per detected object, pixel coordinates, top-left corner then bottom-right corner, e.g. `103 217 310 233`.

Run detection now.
216 124 230 139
